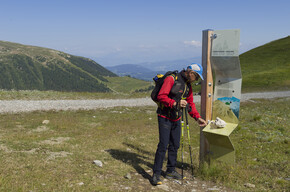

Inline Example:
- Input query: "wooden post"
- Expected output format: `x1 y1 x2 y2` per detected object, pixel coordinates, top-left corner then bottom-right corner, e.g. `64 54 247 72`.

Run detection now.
200 29 214 164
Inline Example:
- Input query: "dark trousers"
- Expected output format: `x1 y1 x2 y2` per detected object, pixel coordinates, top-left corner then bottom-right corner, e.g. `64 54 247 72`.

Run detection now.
153 116 181 175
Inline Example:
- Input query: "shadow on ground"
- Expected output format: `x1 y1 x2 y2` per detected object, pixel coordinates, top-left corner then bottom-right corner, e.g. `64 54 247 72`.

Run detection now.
107 142 195 186
106 147 154 184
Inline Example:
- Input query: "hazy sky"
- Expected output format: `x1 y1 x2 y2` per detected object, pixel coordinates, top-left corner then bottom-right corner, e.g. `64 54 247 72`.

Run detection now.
1 0 289 66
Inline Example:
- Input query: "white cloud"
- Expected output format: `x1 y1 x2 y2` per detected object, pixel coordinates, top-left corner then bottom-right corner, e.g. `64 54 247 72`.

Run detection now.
183 40 202 47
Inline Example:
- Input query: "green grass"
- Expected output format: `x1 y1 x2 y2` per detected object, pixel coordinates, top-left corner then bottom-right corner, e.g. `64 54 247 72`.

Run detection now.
0 98 289 191
240 36 290 92
105 76 152 93
199 97 290 191
0 76 153 100
0 107 159 191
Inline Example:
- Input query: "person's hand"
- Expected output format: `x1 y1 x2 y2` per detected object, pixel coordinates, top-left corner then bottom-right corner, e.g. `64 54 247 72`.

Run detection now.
179 100 187 108
197 118 207 127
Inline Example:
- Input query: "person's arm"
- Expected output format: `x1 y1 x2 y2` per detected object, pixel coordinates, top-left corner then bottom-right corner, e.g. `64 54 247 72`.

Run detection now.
157 76 176 108
186 86 200 119
186 86 207 126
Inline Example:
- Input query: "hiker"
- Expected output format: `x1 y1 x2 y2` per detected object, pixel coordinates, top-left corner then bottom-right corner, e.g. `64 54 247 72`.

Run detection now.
152 63 207 185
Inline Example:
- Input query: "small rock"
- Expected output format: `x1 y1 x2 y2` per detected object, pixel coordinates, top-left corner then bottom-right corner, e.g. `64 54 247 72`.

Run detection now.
244 183 255 188
42 120 50 124
191 189 197 192
157 184 169 191
124 173 131 179
146 169 152 173
126 148 131 151
93 160 103 167
77 182 84 186
173 180 182 185
208 187 220 191
124 187 131 190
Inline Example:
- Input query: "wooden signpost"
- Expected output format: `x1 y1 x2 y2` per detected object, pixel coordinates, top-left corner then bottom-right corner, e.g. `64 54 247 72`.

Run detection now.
200 29 214 164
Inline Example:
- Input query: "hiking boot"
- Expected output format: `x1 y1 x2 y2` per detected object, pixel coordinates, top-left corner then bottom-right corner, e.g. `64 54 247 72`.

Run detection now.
165 170 184 180
152 174 162 185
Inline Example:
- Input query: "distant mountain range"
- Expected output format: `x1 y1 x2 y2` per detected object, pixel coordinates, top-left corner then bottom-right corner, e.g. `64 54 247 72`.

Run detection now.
106 57 201 81
106 36 290 92
1 35 288 93
106 64 165 81
0 41 117 92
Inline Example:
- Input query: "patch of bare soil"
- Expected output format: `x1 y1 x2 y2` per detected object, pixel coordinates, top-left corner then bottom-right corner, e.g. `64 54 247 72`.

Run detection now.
46 151 72 161
39 137 70 145
32 125 50 133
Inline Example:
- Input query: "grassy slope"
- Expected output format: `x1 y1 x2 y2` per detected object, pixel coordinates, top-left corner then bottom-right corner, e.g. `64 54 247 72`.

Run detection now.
0 41 116 92
0 76 152 100
0 98 289 191
240 36 290 92
0 40 153 94
105 76 152 93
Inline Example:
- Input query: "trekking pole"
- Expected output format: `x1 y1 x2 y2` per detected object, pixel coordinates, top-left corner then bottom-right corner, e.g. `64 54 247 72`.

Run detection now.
185 106 194 177
181 107 185 183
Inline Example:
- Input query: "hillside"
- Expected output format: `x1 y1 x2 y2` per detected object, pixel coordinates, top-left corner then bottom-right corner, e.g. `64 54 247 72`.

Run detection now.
240 36 290 92
0 41 117 92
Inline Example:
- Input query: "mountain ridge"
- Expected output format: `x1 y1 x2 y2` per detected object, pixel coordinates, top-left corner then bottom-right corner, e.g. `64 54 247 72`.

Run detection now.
0 40 117 92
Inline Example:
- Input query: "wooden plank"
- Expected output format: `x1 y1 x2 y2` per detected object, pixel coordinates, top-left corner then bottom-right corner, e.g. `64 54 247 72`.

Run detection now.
200 29 214 164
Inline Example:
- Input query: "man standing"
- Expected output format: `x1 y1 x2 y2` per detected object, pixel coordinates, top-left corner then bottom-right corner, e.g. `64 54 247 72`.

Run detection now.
152 63 207 185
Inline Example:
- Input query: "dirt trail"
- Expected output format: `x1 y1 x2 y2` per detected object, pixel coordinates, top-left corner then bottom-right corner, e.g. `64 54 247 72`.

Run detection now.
0 91 289 114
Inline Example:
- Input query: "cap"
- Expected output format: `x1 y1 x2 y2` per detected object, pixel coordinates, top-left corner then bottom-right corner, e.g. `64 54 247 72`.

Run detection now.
187 63 204 80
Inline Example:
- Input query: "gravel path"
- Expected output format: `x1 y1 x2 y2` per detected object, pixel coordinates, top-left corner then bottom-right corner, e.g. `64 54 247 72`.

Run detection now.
0 91 289 114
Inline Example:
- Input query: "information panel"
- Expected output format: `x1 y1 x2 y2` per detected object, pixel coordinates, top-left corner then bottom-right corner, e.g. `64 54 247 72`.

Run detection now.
211 29 242 120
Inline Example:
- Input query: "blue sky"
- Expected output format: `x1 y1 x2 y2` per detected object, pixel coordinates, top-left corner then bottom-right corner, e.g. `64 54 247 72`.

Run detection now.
1 0 289 66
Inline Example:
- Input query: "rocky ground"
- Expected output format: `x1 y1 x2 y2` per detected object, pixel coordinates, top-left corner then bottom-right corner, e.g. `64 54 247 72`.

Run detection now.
119 169 236 192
